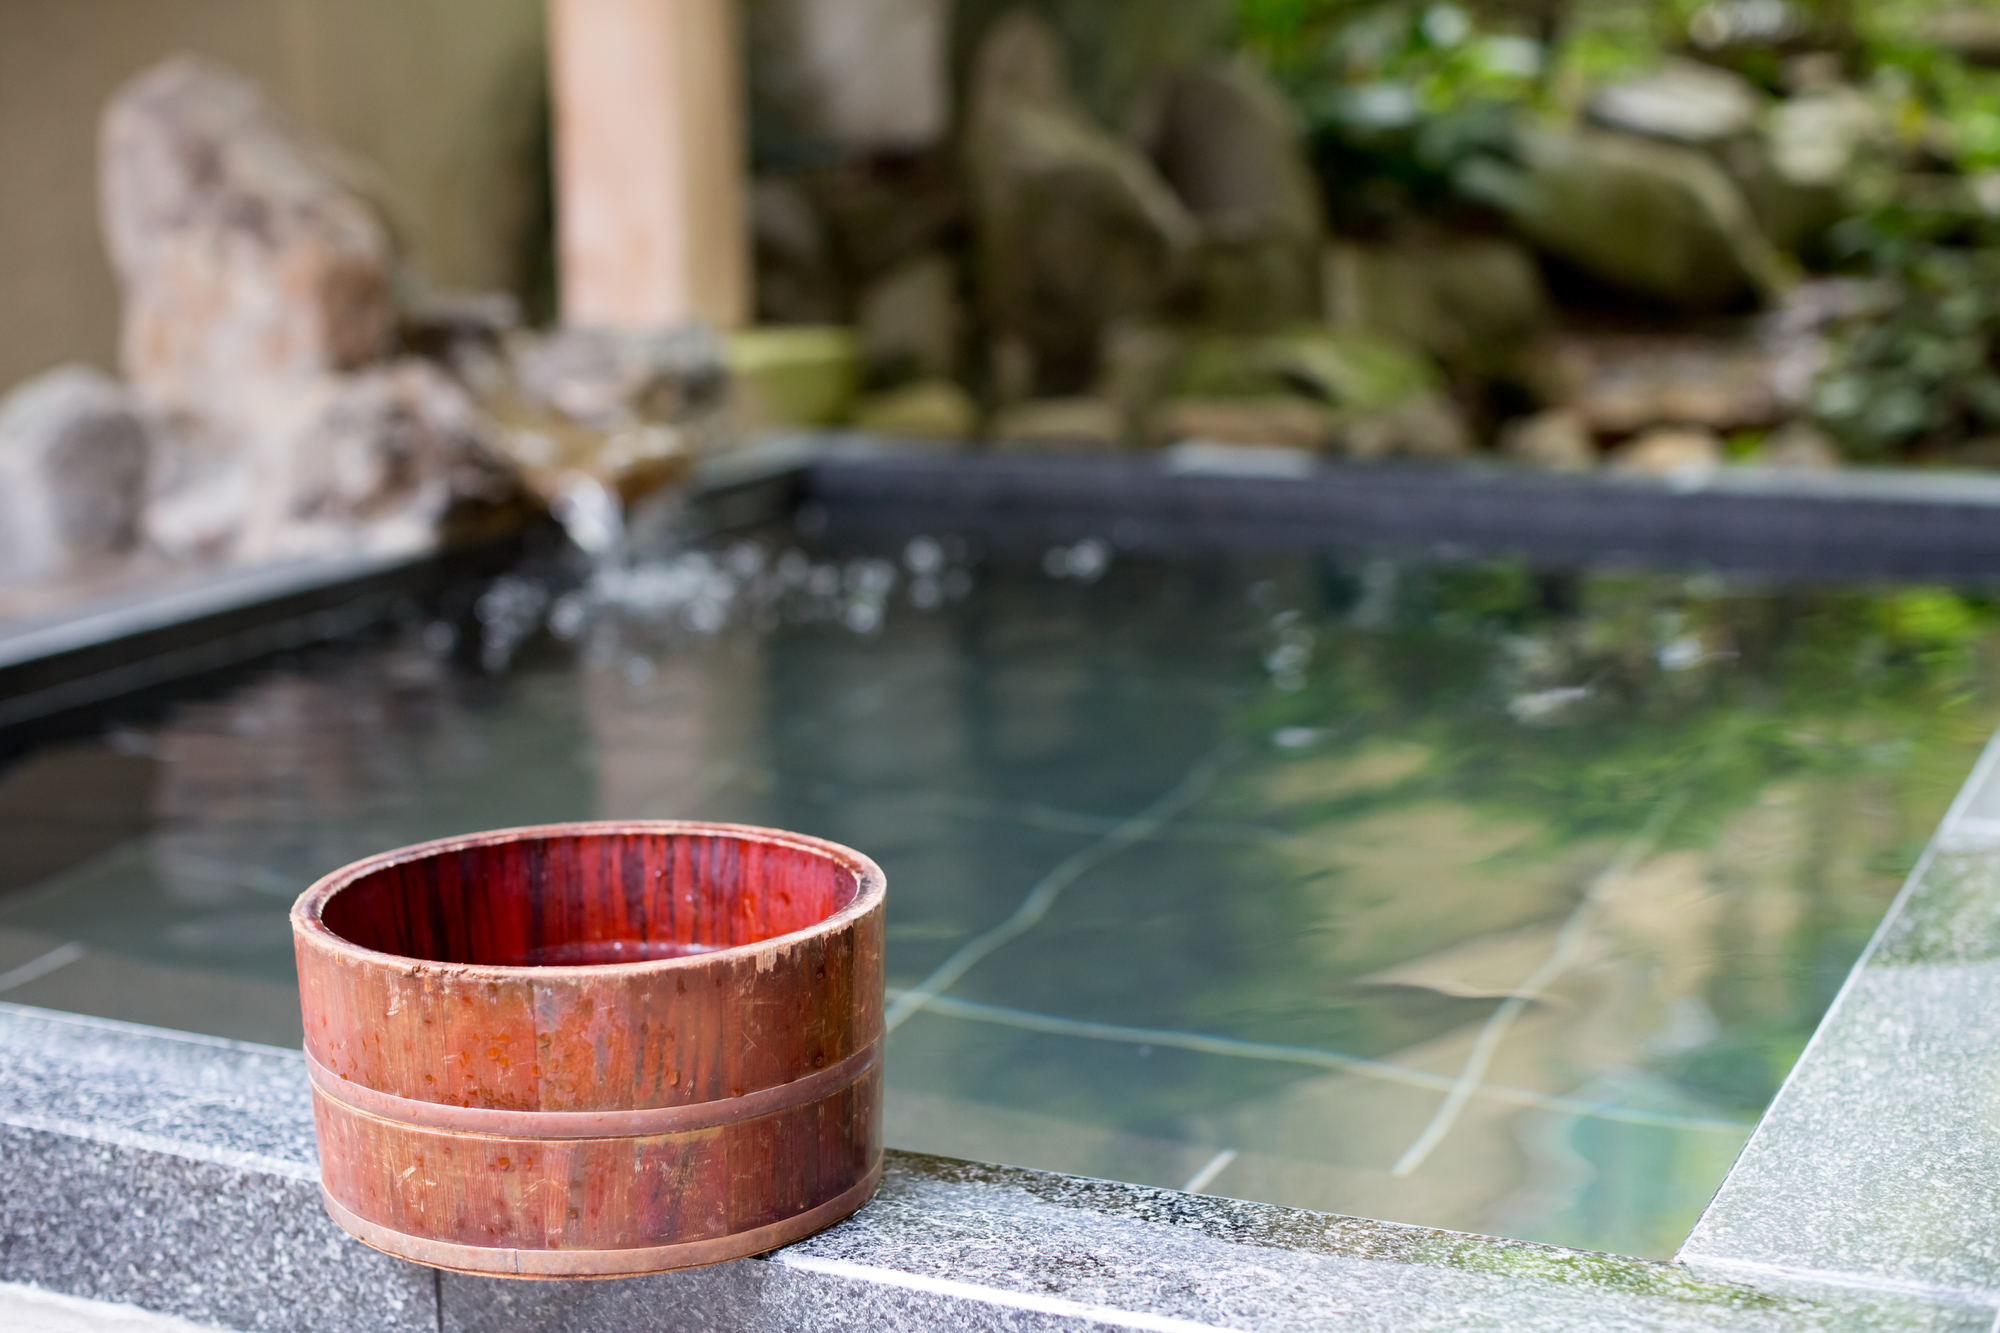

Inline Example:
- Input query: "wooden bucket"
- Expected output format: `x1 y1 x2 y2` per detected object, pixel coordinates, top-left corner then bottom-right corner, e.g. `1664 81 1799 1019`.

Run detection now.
290 821 885 1278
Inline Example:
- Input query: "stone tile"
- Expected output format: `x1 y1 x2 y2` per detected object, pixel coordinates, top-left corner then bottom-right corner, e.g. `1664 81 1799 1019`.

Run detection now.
0 743 156 899
0 950 304 1047
0 925 70 974
1681 849 2000 1297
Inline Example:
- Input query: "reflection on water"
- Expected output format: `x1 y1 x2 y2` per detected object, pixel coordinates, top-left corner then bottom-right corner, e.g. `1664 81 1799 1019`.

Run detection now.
0 534 1995 1261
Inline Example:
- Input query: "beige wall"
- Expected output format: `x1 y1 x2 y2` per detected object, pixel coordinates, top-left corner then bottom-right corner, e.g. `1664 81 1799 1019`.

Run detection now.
0 0 548 392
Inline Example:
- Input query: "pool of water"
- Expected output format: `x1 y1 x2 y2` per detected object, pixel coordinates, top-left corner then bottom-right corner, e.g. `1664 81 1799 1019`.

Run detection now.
1 531 1994 1261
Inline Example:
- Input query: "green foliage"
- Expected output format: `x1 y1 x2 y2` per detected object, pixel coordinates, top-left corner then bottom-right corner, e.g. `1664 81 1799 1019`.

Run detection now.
1251 557 2000 849
1813 200 2000 455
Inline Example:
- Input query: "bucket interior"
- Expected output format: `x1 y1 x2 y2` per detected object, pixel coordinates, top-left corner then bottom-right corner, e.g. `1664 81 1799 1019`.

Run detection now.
317 828 862 966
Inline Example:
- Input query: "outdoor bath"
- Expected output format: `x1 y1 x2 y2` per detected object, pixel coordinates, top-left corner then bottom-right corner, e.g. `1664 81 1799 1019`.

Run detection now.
13 0 2000 1323
4 485 1992 1270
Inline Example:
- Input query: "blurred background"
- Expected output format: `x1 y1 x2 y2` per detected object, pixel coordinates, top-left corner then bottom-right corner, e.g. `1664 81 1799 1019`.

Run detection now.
7 0 2000 604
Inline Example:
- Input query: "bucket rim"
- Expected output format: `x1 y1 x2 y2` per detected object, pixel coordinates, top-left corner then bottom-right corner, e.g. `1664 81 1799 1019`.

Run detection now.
290 818 885 978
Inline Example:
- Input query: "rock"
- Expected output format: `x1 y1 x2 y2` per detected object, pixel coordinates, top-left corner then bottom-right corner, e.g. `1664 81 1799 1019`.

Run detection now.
1257 328 1444 415
859 254 961 381
100 56 396 419
851 379 978 443
1148 59 1323 330
147 360 515 564
262 361 515 558
1583 60 1846 253
1499 409 1596 471
1167 328 1466 459
1191 242 1326 334
752 177 845 325
726 325 862 428
991 397 1123 450
460 324 728 515
0 366 152 585
1094 321 1183 424
399 290 522 374
749 0 951 152
1588 59 1763 146
812 159 964 283
1150 60 1320 241
1153 395 1333 449
1767 87 1888 190
1338 395 1473 461
1324 238 1551 371
1458 127 1782 309
1608 425 1725 481
1757 419 1841 469
1548 333 1780 435
964 10 1199 392
1742 85 1892 252
957 0 1236 131
513 325 727 429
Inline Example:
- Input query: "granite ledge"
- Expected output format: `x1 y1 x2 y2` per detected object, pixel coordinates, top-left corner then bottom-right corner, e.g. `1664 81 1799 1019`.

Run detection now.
0 1003 1991 1333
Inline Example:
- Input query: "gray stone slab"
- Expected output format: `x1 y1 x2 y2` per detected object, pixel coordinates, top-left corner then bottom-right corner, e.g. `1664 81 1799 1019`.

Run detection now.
443 1155 1992 1332
0 1000 1989 1332
0 1003 436 1333
1683 735 2000 1299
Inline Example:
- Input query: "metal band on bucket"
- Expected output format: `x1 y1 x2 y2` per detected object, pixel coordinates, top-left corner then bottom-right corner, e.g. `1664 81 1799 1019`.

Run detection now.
305 1036 882 1140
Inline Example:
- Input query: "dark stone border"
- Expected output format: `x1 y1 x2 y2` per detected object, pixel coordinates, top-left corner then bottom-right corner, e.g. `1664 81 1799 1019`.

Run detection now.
799 447 2000 580
0 535 535 744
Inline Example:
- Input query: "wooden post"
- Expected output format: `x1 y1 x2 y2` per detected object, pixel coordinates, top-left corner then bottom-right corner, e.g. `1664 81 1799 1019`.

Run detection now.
546 0 750 331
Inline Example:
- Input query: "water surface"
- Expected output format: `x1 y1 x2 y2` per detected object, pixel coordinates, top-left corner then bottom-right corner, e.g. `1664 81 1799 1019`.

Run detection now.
1 532 1993 1260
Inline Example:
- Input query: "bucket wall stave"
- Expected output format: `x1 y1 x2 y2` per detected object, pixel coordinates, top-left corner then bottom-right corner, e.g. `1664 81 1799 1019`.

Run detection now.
292 821 885 1278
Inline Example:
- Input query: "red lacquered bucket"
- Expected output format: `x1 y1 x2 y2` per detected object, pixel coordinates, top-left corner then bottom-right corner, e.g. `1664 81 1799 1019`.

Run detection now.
290 821 885 1278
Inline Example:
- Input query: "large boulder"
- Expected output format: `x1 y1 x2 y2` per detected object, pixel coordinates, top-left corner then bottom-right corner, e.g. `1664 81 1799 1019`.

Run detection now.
0 366 152 585
965 10 1199 393
146 361 515 564
100 56 396 420
1459 127 1783 309
1587 58 1879 256
1324 237 1551 373
1148 59 1323 330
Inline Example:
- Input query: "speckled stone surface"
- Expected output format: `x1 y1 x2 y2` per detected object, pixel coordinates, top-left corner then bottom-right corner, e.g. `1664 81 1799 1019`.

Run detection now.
1683 736 2000 1300
443 1155 1992 1332
0 1003 436 1333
